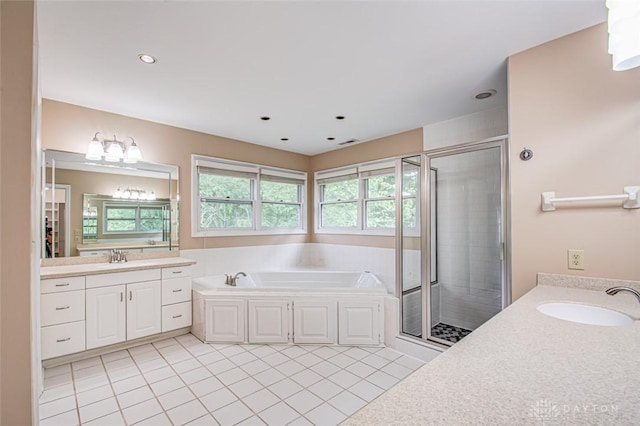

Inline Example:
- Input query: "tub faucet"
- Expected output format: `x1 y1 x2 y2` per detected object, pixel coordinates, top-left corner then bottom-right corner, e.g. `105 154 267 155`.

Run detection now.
605 286 640 303
225 272 247 286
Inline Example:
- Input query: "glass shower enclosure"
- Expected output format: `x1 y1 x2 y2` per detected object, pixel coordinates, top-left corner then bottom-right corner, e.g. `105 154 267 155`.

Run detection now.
397 139 509 346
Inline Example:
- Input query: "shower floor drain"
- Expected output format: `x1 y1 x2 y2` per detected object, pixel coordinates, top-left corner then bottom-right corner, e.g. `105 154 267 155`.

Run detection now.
431 323 472 343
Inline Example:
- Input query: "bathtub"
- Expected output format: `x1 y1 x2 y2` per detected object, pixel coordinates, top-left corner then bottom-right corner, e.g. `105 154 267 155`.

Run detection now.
193 270 387 293
191 270 394 346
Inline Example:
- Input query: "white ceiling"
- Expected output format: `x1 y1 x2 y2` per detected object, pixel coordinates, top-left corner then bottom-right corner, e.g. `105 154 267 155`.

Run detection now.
37 1 606 155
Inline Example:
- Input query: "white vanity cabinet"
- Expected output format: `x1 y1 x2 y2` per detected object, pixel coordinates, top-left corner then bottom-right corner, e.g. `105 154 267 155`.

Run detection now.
293 299 337 344
248 300 290 343
161 265 192 332
86 269 162 349
40 259 195 361
40 276 86 359
338 300 382 345
86 285 127 349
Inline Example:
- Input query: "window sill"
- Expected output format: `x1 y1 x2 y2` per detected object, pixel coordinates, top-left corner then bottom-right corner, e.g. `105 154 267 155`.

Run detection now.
314 229 395 237
193 229 307 238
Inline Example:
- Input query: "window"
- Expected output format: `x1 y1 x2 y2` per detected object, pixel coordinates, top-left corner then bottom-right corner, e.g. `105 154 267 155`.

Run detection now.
316 160 397 234
104 204 164 234
193 156 307 236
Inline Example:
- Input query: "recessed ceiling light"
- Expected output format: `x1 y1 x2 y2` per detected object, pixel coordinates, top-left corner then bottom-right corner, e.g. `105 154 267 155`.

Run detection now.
474 89 497 100
335 115 345 120
280 138 288 141
327 137 335 141
138 54 157 64
260 116 271 121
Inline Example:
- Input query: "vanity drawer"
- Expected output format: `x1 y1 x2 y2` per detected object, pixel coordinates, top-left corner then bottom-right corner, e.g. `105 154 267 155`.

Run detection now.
86 269 161 289
41 321 86 360
41 290 85 326
162 302 192 332
41 276 85 294
162 266 192 280
79 250 110 257
162 277 192 306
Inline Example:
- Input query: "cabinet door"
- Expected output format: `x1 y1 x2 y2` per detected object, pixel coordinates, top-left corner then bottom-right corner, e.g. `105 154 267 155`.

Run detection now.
86 285 126 349
127 281 162 341
248 300 289 344
205 299 246 343
338 300 381 346
293 299 336 344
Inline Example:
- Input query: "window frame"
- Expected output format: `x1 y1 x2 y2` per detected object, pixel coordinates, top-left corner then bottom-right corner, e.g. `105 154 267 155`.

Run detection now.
192 155 307 237
315 160 397 236
103 203 165 235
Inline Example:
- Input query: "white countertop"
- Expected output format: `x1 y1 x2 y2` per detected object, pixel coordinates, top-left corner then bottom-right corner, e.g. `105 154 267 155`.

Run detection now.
345 281 640 425
76 241 176 251
41 257 196 279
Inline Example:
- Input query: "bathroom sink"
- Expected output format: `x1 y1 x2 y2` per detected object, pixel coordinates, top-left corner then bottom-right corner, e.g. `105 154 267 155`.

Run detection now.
537 302 633 326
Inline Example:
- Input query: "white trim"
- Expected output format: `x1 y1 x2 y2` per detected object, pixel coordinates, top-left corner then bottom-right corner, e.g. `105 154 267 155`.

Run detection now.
260 167 307 181
191 154 307 237
315 167 358 181
315 157 398 235
359 160 396 173
195 157 259 174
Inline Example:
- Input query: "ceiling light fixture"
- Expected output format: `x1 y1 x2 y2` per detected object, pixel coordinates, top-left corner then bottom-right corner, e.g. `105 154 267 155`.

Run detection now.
474 89 497 100
85 132 143 163
138 53 157 64
606 0 640 71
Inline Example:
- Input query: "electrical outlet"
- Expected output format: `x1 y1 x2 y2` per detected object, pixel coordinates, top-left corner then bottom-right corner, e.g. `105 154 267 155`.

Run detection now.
568 249 584 270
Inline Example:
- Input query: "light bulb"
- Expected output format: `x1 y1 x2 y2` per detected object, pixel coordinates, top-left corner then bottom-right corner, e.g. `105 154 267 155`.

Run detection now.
105 142 124 162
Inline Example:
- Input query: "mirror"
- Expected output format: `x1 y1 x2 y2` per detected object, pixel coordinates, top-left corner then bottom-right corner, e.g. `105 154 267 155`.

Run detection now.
43 149 179 258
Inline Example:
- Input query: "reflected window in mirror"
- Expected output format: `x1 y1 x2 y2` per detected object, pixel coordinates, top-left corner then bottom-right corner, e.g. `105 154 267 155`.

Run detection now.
43 149 179 258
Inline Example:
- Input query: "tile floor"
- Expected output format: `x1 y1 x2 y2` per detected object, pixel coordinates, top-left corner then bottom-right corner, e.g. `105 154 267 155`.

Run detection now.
39 334 425 426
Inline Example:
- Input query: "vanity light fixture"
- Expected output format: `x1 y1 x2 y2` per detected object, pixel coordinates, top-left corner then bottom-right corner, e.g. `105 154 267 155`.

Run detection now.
85 132 143 163
606 0 640 71
113 187 156 201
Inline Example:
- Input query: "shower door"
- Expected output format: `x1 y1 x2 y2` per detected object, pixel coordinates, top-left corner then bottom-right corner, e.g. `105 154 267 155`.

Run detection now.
398 139 509 346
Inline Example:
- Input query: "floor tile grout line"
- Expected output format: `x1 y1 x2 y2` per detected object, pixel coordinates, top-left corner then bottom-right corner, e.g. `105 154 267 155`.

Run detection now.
42 337 422 426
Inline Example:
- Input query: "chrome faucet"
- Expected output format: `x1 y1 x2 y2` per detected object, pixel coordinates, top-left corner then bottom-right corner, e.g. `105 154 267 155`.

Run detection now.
225 272 247 286
605 286 640 303
109 249 128 263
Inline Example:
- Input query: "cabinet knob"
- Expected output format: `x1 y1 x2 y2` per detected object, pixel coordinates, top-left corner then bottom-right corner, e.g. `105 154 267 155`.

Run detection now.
172 271 182 274
55 306 70 310
56 337 71 343
55 283 70 287
172 289 182 293
172 314 182 319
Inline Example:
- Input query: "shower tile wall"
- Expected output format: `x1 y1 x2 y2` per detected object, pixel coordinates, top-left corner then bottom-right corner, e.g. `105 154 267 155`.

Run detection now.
433 148 502 331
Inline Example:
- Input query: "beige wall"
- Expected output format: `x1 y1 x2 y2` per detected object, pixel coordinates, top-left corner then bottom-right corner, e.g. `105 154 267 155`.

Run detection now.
1 1 35 424
509 23 640 300
310 128 423 248
42 100 310 249
43 101 423 251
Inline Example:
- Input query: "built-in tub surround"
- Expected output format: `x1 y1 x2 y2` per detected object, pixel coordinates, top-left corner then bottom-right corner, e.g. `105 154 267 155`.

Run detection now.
192 272 394 347
182 243 396 294
346 275 640 424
